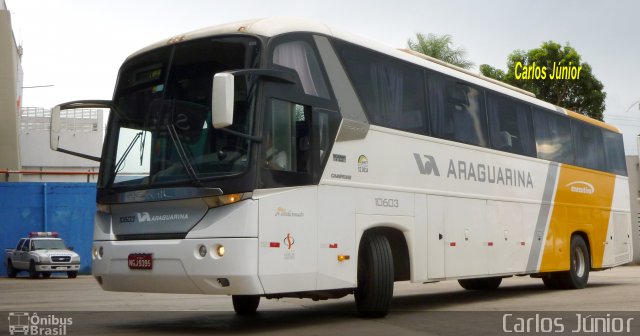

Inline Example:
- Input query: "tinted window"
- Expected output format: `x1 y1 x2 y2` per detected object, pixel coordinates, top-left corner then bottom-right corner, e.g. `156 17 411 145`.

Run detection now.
273 40 330 99
265 99 310 173
532 108 573 164
487 93 536 157
428 74 488 147
603 130 627 175
572 121 605 171
336 42 428 135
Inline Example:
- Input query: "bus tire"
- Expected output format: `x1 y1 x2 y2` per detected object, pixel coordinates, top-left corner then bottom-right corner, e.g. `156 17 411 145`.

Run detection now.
542 274 561 289
557 235 590 289
232 295 260 315
29 261 39 279
458 277 502 290
6 260 17 278
67 271 78 279
355 232 394 318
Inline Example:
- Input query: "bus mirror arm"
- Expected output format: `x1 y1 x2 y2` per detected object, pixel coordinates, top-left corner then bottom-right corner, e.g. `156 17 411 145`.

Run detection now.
212 68 300 129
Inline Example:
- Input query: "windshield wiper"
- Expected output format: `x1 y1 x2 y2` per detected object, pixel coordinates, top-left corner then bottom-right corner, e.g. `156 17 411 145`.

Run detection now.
166 124 203 186
106 131 143 189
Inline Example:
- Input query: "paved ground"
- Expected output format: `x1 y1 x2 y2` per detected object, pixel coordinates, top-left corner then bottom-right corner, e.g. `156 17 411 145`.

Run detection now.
1 266 639 335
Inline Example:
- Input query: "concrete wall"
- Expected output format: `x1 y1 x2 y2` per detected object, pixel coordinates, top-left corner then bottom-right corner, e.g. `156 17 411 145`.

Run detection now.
626 155 640 263
0 182 96 276
0 3 23 181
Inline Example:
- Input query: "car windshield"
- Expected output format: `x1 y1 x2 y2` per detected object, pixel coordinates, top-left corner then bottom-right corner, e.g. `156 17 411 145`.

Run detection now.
32 239 67 250
99 36 260 190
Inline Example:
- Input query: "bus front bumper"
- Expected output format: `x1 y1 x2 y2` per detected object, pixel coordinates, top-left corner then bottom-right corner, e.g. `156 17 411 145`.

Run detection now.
92 238 263 295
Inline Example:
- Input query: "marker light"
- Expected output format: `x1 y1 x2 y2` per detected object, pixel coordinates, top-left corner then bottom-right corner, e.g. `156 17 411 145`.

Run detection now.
216 245 225 257
96 203 111 214
337 255 350 262
198 245 208 258
203 193 250 209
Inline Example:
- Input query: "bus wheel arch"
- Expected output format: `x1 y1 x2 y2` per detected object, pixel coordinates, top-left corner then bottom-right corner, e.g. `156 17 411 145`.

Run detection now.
542 232 591 290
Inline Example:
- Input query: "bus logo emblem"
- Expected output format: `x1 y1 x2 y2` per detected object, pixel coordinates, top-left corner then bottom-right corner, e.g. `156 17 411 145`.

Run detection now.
284 233 295 250
358 155 369 173
414 153 440 176
566 181 595 195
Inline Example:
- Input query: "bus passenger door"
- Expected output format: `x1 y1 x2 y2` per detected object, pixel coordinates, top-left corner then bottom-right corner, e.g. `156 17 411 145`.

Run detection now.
258 187 318 294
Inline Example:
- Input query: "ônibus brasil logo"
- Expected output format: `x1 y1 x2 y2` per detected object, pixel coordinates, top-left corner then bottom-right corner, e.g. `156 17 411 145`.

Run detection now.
7 312 72 336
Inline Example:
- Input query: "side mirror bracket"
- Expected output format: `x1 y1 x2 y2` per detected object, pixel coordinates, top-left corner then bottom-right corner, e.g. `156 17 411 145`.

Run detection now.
211 68 300 129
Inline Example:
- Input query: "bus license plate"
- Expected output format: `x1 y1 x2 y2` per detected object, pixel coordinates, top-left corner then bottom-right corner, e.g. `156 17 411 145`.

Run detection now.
128 254 153 270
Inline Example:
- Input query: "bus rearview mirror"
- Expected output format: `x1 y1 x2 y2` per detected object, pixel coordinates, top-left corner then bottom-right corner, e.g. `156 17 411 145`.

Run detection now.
50 105 62 151
212 73 234 129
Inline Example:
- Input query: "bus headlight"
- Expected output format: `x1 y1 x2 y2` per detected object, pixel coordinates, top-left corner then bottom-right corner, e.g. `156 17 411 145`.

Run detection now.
203 193 251 209
215 245 225 257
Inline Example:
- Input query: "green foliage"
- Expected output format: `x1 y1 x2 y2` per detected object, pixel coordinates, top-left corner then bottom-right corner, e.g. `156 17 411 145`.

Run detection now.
408 33 474 70
480 41 606 120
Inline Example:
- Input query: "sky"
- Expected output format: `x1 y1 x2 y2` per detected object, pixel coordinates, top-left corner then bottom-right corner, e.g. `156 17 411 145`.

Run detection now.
5 0 640 152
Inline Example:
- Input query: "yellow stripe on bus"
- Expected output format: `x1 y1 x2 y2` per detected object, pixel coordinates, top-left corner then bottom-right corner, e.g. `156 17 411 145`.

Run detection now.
566 110 620 133
539 164 615 271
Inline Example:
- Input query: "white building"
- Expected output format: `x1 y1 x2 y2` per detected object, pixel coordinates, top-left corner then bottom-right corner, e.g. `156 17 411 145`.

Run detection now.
0 0 23 181
19 107 103 183
1 0 103 183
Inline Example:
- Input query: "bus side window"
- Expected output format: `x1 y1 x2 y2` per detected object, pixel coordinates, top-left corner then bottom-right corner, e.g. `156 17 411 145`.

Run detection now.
334 41 428 135
428 75 488 147
572 121 605 171
265 99 310 173
273 40 330 99
603 130 627 176
486 93 536 157
532 108 573 164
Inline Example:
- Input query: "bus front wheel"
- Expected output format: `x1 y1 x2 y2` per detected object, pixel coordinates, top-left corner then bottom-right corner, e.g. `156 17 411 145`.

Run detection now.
355 232 394 318
232 295 260 315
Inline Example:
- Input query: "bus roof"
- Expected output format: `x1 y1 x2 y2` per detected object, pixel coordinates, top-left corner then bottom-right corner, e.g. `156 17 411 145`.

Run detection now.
129 17 619 134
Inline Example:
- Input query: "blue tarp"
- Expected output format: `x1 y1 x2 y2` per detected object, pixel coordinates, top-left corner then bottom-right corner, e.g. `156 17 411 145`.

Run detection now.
0 182 96 276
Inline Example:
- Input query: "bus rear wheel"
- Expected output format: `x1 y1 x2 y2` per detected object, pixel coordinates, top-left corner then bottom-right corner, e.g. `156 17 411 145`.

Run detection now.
557 235 590 289
232 295 260 315
458 277 502 290
355 232 394 318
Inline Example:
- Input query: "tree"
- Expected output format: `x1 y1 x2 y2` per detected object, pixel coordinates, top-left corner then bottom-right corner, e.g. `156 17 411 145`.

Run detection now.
480 41 606 120
407 33 474 69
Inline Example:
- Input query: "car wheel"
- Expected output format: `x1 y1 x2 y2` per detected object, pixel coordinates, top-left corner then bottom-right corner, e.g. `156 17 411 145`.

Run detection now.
29 261 39 279
67 271 78 279
6 260 17 278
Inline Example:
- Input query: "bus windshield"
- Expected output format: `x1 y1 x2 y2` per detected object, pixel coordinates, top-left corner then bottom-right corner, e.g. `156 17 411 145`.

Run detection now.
100 36 260 190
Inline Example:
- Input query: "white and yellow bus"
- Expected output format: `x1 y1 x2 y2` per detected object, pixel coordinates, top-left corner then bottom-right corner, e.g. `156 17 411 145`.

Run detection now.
51 18 632 317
